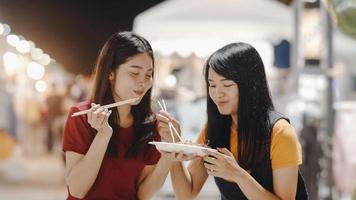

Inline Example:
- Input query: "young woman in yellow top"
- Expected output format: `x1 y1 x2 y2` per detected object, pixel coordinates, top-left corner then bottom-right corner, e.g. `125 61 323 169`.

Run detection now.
157 43 304 200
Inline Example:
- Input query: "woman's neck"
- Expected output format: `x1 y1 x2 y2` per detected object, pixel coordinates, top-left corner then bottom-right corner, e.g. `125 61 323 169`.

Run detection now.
231 114 238 127
113 95 133 127
112 92 134 128
116 105 133 128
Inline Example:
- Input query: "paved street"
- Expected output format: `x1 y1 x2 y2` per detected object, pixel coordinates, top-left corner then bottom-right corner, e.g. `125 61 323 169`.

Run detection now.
0 153 220 200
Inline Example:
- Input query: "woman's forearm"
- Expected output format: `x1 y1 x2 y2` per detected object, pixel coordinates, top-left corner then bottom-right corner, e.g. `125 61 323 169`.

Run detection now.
234 170 280 200
66 131 112 198
170 162 196 200
137 157 172 200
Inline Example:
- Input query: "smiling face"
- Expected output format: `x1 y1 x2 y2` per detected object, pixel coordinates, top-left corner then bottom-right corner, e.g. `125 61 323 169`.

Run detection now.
208 68 239 115
109 53 153 105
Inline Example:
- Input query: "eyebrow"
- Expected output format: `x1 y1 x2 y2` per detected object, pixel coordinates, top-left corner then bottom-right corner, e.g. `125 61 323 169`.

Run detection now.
208 78 232 82
128 65 153 71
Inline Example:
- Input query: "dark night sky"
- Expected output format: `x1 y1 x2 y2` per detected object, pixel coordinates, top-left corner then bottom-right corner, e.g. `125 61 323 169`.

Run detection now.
0 0 164 74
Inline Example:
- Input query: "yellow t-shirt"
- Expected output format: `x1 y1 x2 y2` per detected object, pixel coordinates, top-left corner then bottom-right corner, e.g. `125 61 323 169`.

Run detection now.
197 119 302 169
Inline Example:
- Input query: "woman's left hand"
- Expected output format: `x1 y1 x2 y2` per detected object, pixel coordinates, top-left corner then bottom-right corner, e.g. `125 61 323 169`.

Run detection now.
203 148 244 182
156 111 181 143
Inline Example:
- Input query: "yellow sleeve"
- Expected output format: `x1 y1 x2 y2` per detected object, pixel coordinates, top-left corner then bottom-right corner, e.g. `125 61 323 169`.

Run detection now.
270 119 302 169
196 122 207 144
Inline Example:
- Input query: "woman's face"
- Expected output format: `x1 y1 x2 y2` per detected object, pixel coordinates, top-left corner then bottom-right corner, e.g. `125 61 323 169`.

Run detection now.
110 53 153 105
208 68 238 115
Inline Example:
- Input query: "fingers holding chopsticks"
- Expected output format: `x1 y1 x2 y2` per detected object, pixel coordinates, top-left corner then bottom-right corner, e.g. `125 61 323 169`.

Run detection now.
156 111 171 124
87 103 113 134
156 108 182 142
157 118 179 142
156 112 173 142
87 103 100 121
157 111 181 135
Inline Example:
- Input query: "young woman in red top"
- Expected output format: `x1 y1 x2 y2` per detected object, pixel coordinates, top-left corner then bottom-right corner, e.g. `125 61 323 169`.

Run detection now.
62 31 171 200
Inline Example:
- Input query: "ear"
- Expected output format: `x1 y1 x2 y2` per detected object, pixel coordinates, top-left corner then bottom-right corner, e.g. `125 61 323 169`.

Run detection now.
109 72 114 81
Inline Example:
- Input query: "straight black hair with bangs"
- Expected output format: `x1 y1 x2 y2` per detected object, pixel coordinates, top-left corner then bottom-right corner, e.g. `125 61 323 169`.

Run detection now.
204 42 274 170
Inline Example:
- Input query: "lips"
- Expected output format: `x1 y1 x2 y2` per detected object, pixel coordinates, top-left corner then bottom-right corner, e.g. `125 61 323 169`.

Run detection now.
133 90 144 96
216 101 228 107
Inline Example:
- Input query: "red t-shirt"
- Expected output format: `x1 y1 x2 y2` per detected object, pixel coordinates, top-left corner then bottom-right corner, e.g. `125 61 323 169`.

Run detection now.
62 101 161 200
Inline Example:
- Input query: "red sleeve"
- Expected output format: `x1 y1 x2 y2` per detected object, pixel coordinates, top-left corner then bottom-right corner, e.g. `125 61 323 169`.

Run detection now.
145 131 161 165
62 104 94 155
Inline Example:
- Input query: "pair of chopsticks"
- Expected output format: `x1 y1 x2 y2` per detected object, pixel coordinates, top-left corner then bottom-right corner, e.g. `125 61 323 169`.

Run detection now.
71 97 140 117
157 99 183 143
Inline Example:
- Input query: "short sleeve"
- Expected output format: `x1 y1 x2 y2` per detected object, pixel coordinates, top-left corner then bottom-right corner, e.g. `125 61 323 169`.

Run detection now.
196 122 207 144
270 119 303 169
62 105 94 155
145 131 162 165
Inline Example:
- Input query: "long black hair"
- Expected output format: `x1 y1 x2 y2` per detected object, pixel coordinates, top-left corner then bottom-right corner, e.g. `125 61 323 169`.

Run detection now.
204 42 274 170
91 31 156 157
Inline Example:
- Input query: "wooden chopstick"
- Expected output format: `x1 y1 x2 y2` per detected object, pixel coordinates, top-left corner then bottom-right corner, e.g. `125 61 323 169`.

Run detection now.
71 97 139 117
157 99 182 143
169 122 183 142
168 122 176 143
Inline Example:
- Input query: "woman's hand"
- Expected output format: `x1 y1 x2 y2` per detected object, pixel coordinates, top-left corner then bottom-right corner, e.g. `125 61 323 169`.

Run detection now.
203 148 244 182
156 111 181 142
159 151 200 163
87 103 113 135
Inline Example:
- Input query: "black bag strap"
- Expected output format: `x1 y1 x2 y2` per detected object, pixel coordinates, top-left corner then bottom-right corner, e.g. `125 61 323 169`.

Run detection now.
268 111 309 200
268 111 290 127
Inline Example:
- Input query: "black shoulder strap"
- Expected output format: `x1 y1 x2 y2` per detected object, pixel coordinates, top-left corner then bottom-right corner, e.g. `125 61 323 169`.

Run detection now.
268 110 290 130
267 111 290 150
268 110 309 200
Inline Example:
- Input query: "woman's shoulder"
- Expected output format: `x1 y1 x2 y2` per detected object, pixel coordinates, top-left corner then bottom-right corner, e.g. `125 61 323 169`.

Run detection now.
271 119 298 145
65 100 92 126
63 100 95 154
270 119 302 168
273 118 293 129
70 100 92 112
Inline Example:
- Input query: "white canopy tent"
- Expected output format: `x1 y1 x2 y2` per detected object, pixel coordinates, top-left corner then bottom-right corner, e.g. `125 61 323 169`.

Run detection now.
133 0 293 58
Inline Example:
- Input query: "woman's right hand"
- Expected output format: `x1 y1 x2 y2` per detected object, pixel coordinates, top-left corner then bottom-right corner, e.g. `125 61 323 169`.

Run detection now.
87 103 113 135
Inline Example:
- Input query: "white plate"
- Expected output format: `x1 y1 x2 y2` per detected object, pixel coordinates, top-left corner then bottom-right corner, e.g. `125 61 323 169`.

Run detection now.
149 141 217 156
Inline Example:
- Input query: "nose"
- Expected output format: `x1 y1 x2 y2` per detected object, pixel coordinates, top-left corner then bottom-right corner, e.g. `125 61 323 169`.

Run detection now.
137 78 147 89
137 76 145 86
212 86 224 98
137 80 144 87
137 74 152 88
